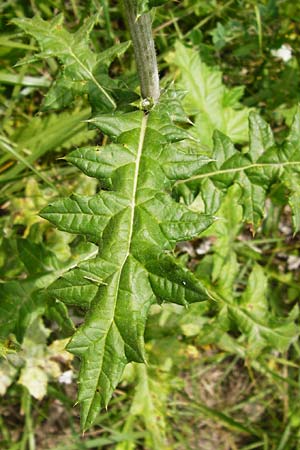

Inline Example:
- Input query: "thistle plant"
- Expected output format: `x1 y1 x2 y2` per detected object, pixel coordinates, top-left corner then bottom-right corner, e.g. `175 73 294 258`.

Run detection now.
7 1 300 433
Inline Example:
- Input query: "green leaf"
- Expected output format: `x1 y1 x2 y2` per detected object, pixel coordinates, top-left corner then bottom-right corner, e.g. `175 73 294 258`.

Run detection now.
283 106 300 232
17 239 60 275
0 109 93 184
199 262 298 358
240 264 268 317
167 42 251 148
13 15 132 112
96 41 131 65
176 111 300 229
228 266 299 357
42 94 214 430
0 235 97 343
126 364 168 449
194 175 299 357
0 318 73 400
136 0 169 16
0 281 44 342
202 185 242 290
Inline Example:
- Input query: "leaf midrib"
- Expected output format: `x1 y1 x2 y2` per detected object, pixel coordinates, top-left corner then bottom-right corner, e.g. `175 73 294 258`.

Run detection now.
109 113 148 332
176 44 221 126
51 28 116 110
68 47 116 109
175 160 300 185
85 114 148 424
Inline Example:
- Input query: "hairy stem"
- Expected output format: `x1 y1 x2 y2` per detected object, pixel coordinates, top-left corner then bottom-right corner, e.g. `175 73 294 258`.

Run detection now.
123 0 160 103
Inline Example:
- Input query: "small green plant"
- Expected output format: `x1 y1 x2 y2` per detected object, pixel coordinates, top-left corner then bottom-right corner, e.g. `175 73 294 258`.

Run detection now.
1 1 300 443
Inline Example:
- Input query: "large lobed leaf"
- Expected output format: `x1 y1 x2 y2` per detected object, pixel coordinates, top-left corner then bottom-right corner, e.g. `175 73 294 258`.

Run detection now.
195 186 299 357
177 110 300 230
167 42 251 148
13 15 135 112
41 95 214 430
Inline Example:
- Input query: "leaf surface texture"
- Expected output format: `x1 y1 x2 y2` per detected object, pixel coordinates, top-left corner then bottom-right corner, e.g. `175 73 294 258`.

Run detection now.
41 98 214 430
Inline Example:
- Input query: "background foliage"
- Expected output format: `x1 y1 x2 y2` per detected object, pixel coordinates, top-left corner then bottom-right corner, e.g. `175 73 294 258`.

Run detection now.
1 0 300 449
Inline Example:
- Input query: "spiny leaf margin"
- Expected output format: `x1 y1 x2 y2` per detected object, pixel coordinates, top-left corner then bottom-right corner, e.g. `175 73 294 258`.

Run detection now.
41 94 214 431
176 109 300 231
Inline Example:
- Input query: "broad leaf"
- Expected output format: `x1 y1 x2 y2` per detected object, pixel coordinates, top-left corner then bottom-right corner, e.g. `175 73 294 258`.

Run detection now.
41 94 214 430
283 108 300 231
167 41 250 147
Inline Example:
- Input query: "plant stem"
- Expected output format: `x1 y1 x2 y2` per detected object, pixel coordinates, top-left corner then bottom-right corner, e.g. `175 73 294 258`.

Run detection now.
254 3 263 55
123 0 160 103
100 0 114 43
20 388 35 450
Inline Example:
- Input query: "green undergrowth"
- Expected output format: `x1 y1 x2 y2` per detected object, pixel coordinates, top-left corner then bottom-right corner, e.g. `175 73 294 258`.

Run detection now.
1 1 300 449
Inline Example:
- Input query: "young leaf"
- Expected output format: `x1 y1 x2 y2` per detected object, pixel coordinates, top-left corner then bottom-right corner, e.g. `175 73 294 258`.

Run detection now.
136 0 169 16
13 15 133 112
41 96 214 430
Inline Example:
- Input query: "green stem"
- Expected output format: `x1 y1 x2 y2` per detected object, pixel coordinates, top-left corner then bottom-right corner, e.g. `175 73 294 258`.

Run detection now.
20 388 35 450
100 0 114 43
123 0 160 103
254 3 263 55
